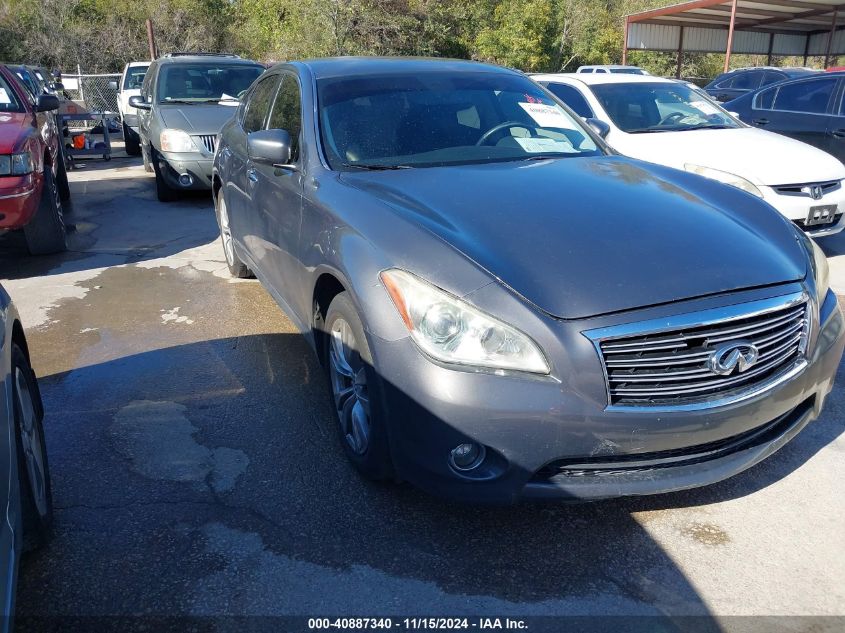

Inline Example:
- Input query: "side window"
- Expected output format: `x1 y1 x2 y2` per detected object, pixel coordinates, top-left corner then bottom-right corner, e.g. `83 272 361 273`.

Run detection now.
543 83 594 118
771 78 836 114
141 66 154 101
754 86 776 110
243 75 280 134
731 71 762 91
268 75 302 160
761 71 785 87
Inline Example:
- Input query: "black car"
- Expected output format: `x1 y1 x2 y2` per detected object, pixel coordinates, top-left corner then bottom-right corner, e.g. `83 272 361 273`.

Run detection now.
725 71 845 163
705 67 817 103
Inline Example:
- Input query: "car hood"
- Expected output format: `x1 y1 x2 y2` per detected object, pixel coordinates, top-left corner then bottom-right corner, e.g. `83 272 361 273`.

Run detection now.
607 127 845 186
0 113 29 153
158 104 237 135
341 156 806 319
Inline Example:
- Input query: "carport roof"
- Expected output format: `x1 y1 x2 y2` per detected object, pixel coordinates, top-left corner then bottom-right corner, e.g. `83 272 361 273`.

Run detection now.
625 0 845 61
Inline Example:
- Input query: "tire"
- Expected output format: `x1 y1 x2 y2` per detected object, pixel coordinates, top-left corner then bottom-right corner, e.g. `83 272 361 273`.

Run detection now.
11 344 53 552
123 122 141 156
215 193 252 278
23 169 67 255
152 152 178 202
324 292 393 480
56 148 71 202
142 143 153 173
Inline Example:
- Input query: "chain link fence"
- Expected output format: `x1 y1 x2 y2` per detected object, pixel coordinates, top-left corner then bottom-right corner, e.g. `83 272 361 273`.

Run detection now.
62 73 121 114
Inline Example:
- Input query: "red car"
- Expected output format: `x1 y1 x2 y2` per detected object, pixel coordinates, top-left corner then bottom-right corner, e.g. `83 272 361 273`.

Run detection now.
0 64 70 254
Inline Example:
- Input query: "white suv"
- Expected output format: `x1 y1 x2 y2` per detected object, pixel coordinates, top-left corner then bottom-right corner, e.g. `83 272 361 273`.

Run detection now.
116 62 150 156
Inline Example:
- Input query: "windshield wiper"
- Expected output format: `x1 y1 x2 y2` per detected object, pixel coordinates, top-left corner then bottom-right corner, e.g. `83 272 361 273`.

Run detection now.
162 99 205 105
516 153 577 161
342 163 413 170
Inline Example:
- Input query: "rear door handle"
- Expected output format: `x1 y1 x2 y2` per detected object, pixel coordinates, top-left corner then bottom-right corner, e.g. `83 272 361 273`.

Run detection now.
752 118 769 126
831 128 845 138
247 168 258 184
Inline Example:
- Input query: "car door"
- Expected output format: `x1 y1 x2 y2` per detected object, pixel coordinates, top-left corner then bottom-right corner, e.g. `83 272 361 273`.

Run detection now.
229 73 282 270
137 63 156 153
249 74 304 303
824 78 845 162
748 76 837 151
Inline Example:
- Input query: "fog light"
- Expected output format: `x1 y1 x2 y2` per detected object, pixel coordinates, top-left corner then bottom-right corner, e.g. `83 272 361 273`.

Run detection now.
450 443 485 472
178 173 193 187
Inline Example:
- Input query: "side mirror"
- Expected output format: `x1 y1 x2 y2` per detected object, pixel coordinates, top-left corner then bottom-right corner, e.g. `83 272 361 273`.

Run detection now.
585 117 611 139
247 129 293 166
108 80 118 90
35 94 60 112
128 95 151 110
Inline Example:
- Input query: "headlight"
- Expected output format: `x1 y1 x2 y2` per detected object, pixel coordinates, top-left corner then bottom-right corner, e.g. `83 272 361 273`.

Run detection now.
684 164 763 198
0 152 33 175
159 128 198 153
380 269 550 374
11 152 33 175
797 231 830 304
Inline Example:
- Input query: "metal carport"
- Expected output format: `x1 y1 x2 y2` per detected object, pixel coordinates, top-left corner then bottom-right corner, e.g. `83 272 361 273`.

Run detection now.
623 0 845 74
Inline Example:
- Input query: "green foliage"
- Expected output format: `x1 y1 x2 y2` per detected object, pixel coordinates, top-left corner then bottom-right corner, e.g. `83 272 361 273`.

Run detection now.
0 0 820 79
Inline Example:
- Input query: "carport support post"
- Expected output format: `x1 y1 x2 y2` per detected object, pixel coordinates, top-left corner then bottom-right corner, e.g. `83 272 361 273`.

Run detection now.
676 27 685 78
622 16 629 66
825 9 838 69
146 19 157 61
724 0 738 73
767 33 774 66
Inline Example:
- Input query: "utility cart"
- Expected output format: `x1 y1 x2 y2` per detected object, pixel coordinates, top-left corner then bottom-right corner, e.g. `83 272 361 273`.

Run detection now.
58 112 114 165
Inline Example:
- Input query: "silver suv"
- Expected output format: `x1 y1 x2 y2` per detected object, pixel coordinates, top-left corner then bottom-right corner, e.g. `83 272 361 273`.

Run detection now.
129 53 264 201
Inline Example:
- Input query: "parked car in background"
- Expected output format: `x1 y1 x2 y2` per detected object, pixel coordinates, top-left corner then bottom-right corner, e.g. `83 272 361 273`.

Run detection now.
213 57 843 503
130 53 264 201
0 65 70 254
0 284 54 628
577 65 647 75
536 73 845 237
704 67 817 102
725 72 845 167
112 61 150 156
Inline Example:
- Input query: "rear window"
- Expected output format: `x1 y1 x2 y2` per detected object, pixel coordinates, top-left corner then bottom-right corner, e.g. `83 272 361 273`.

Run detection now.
124 67 148 90
0 74 24 113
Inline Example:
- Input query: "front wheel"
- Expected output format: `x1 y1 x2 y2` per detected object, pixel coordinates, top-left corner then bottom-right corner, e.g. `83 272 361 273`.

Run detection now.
123 123 141 156
23 169 67 255
11 344 53 552
325 292 393 480
215 194 252 278
152 152 177 202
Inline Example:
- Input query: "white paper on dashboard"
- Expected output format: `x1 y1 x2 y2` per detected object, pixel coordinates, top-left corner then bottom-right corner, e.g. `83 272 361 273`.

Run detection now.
0 88 10 104
690 100 721 116
514 137 577 153
518 103 575 129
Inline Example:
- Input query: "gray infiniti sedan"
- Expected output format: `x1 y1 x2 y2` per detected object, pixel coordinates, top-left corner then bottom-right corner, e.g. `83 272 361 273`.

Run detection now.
212 57 844 503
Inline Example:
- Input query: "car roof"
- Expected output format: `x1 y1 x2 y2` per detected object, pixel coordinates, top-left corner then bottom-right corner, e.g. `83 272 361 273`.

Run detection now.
293 57 518 79
533 73 673 86
126 61 151 68
155 55 260 66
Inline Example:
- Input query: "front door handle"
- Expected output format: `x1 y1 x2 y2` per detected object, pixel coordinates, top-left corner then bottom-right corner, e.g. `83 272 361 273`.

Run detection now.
831 128 845 138
247 168 258 184
752 118 769 126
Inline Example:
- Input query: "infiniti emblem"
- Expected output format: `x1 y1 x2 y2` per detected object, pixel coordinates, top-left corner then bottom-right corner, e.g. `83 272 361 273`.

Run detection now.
801 185 824 200
708 340 760 376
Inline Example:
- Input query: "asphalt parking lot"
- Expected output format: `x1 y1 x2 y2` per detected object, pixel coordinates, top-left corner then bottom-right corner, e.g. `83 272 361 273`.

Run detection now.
1 151 843 626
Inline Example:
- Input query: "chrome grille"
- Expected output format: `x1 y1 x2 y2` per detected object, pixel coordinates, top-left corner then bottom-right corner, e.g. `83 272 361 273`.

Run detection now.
594 298 809 406
194 134 216 154
773 180 841 197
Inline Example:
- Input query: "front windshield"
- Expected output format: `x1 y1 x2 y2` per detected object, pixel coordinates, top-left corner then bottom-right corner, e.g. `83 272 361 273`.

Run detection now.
0 74 24 113
124 67 148 90
317 71 603 170
158 63 264 103
590 82 741 133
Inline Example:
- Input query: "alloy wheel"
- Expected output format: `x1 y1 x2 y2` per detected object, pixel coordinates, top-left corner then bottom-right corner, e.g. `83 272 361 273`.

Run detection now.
328 318 371 455
14 367 49 517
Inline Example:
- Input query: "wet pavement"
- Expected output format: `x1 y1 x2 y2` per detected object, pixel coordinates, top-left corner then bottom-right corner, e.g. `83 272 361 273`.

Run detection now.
1 154 843 625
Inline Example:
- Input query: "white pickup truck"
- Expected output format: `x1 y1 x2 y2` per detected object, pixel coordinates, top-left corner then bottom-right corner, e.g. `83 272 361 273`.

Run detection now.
114 62 150 156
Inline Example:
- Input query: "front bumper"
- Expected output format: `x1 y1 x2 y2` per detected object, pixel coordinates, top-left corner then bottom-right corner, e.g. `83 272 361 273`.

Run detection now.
760 184 845 237
371 287 844 503
157 152 213 191
0 175 39 230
